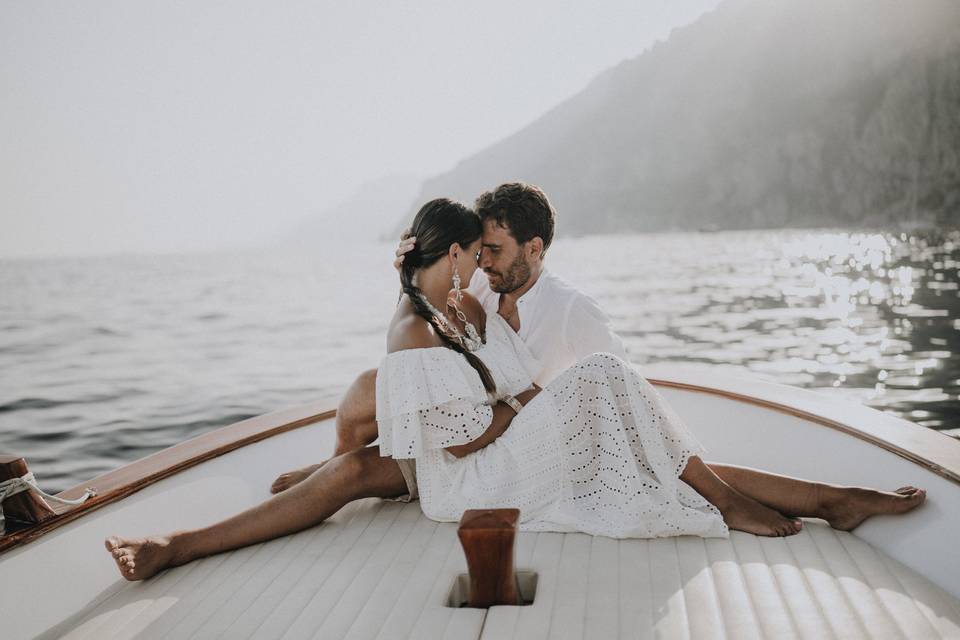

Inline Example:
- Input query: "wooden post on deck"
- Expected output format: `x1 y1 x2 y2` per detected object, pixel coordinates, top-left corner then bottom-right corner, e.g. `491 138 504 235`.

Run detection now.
0 455 57 531
457 508 522 607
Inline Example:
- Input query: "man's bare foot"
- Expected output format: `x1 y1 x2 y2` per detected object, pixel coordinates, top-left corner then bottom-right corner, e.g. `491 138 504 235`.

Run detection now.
270 463 323 494
819 485 926 531
719 491 803 537
104 535 176 581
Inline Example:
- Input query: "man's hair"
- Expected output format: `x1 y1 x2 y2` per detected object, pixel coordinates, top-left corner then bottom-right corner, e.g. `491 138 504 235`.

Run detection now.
475 182 556 255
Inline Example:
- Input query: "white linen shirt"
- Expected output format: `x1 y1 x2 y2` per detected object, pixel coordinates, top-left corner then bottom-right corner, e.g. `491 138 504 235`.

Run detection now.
467 267 627 386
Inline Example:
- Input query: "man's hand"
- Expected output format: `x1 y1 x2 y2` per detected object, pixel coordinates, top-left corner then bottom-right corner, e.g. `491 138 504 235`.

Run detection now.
393 229 417 272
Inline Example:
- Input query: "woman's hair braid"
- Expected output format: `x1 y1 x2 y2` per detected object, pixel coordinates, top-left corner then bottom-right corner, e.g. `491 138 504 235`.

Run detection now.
399 198 497 395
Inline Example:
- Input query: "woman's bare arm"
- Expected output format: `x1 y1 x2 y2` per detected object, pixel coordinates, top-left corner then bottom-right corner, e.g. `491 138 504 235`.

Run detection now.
445 387 541 458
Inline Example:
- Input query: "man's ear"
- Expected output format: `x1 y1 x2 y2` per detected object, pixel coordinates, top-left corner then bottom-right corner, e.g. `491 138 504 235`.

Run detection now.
527 237 544 259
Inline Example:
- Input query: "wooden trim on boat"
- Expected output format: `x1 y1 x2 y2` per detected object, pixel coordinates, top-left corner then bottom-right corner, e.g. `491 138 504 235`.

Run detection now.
0 396 339 556
648 377 960 486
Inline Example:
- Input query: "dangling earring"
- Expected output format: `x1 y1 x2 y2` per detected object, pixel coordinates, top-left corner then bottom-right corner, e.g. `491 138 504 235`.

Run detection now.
452 267 463 302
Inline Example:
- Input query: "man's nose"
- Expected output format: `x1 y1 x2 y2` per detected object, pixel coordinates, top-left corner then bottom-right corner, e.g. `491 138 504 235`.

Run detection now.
478 248 492 268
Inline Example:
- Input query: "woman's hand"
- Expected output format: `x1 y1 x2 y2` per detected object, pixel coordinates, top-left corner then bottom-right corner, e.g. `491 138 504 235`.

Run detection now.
515 386 541 406
444 388 541 458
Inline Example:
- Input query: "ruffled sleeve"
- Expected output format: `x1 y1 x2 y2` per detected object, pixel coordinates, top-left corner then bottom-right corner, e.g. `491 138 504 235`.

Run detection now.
376 347 493 459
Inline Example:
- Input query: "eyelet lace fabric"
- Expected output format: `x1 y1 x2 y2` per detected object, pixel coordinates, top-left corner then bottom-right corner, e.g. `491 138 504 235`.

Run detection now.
376 314 728 539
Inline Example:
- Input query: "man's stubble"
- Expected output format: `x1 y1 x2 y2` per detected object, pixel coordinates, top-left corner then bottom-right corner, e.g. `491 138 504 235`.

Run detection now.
487 251 532 294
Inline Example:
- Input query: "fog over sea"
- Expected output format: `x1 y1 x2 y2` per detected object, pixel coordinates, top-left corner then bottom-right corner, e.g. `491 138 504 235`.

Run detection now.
1 228 958 494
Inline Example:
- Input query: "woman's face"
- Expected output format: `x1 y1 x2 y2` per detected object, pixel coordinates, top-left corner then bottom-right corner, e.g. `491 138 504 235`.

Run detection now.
454 238 482 285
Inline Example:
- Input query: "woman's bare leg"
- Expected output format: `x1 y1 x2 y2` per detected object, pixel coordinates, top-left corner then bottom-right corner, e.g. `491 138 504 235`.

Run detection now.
107 447 407 580
271 369 380 493
705 462 926 530
680 456 803 536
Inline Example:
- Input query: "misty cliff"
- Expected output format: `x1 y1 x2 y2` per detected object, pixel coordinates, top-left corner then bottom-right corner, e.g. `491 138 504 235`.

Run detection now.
402 0 960 234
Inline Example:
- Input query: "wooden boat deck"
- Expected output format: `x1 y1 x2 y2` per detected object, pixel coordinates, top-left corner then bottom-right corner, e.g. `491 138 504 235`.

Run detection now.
38 501 960 639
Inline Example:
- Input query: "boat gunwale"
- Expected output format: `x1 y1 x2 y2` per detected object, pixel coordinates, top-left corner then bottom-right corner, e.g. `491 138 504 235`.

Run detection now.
652 378 960 484
1 375 957 557
0 395 339 555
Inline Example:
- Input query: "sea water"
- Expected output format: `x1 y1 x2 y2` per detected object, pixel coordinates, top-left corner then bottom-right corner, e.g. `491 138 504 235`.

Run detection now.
1 229 958 493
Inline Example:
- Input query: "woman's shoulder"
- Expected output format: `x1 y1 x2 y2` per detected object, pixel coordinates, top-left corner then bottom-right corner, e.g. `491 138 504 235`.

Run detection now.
379 308 479 396
387 303 444 354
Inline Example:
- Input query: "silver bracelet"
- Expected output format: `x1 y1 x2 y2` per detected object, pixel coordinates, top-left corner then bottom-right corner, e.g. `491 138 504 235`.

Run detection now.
500 394 523 414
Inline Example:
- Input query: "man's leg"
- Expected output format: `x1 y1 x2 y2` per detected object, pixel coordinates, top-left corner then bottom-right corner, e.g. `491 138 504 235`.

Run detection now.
334 368 379 455
107 447 406 580
271 369 380 493
705 462 925 531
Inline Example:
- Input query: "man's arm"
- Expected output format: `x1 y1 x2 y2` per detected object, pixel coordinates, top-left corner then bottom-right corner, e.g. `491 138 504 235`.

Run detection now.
393 231 416 270
445 387 541 458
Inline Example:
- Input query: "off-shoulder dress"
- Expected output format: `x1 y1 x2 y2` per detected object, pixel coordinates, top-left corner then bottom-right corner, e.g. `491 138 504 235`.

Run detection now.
375 313 728 538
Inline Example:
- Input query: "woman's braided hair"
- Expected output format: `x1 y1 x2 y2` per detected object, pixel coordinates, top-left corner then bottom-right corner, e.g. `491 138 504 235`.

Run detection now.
399 198 497 395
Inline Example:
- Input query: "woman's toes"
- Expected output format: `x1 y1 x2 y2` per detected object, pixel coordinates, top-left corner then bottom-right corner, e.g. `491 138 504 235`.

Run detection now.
898 487 926 504
777 519 801 536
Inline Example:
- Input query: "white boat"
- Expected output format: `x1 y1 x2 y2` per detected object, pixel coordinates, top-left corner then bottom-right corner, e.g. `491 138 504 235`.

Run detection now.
2 365 959 639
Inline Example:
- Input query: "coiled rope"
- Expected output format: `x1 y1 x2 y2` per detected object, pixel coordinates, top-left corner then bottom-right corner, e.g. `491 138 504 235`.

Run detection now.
0 472 96 508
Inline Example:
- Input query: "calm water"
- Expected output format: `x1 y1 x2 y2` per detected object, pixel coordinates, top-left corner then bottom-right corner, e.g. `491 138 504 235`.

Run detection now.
1 229 958 493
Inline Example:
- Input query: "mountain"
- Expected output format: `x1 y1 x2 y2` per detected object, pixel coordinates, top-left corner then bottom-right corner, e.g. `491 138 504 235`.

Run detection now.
400 0 960 234
280 174 421 249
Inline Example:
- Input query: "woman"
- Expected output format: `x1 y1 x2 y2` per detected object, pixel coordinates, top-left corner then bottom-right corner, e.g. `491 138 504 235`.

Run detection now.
106 199 925 578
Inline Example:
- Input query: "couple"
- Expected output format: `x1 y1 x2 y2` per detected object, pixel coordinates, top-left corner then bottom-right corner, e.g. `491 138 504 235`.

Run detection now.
107 182 925 580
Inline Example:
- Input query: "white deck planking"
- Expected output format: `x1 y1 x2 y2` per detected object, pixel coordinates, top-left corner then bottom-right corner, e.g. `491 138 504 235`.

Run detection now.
38 503 960 640
10 374 960 640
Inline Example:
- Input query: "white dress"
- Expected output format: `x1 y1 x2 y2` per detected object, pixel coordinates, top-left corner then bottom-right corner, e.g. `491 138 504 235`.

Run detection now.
376 313 729 539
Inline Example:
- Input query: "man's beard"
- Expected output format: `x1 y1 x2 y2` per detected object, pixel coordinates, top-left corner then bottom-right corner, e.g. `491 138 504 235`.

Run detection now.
486 252 532 293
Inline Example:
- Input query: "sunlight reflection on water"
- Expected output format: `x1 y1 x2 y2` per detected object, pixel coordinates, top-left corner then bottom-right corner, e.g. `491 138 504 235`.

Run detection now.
552 229 959 436
0 228 957 492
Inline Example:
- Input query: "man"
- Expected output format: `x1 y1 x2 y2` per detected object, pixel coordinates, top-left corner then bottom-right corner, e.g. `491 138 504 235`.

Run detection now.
457 182 627 388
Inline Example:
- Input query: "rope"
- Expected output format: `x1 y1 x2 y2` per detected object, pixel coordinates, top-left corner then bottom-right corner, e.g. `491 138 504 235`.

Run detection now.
0 471 96 507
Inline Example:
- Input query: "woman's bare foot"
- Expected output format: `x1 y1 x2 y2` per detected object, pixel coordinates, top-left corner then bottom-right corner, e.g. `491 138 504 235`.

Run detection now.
818 485 926 531
104 535 176 581
719 491 803 537
270 463 323 494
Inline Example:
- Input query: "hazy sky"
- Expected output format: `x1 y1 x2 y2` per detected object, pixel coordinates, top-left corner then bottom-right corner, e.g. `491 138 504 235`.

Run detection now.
1 0 721 258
